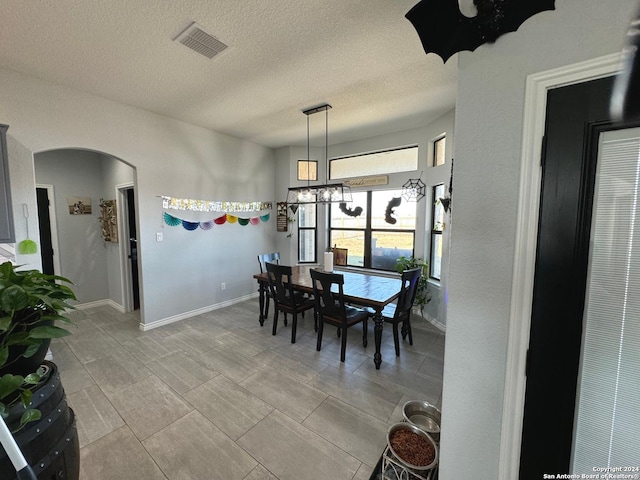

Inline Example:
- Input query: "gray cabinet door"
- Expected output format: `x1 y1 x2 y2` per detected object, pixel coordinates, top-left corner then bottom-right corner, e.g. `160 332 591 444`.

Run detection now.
0 124 15 243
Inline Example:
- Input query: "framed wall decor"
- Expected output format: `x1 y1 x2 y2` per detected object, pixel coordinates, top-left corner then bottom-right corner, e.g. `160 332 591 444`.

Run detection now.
99 198 118 242
332 247 348 266
67 196 92 215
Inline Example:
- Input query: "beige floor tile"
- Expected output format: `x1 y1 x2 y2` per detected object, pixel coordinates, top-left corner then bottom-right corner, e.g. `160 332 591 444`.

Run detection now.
63 328 124 364
184 374 273 440
121 333 184 364
238 410 361 480
84 350 153 393
68 384 125 447
308 366 403 422
143 411 256 480
243 464 278 480
59 300 443 480
79 426 167 480
252 347 329 384
104 375 192 440
199 346 266 383
354 462 377 480
147 350 219 394
353 356 442 404
167 326 224 354
240 369 327 423
302 396 390 467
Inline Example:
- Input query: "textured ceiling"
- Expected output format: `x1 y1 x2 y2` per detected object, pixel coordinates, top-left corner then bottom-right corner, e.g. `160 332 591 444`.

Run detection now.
0 0 457 148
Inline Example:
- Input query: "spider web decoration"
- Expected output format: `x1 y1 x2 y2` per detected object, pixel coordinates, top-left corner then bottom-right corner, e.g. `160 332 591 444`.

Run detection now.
402 177 426 202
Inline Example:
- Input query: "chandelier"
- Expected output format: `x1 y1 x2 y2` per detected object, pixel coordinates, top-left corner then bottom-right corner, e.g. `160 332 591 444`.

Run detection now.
287 104 352 205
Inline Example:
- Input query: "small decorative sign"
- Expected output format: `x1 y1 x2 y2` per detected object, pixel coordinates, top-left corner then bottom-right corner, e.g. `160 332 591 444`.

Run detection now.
343 175 388 188
277 202 288 232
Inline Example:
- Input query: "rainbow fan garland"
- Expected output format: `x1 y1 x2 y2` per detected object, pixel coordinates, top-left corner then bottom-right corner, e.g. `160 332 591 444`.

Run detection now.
163 212 270 230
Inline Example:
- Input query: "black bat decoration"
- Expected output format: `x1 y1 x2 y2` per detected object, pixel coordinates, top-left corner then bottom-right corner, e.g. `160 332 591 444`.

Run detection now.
339 202 363 217
406 0 556 62
385 197 402 225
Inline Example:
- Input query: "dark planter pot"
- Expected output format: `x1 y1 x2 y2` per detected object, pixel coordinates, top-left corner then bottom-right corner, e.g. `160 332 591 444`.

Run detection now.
0 361 80 480
0 339 52 379
0 318 55 378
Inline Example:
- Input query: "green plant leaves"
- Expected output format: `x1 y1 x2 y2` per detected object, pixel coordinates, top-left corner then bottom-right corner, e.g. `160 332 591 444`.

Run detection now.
23 372 41 385
0 373 24 399
18 408 41 430
28 325 71 339
0 316 11 332
1 284 29 312
0 346 7 365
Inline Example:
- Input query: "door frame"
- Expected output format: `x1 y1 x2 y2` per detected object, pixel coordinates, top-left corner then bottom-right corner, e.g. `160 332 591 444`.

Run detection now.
116 182 136 312
35 183 61 276
498 52 623 479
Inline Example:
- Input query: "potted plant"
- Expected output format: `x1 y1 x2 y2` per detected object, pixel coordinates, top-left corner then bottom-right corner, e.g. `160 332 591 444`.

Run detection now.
395 256 430 316
0 261 75 430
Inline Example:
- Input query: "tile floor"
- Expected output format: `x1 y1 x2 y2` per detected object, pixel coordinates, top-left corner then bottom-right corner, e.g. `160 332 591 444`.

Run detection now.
50 298 445 480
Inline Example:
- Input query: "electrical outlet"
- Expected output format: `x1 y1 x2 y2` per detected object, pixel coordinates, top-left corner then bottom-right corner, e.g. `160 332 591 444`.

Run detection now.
221 282 226 290
156 232 163 242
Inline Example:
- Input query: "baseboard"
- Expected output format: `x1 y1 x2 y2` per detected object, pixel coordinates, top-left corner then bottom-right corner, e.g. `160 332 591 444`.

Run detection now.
413 307 446 332
140 292 259 331
74 298 125 312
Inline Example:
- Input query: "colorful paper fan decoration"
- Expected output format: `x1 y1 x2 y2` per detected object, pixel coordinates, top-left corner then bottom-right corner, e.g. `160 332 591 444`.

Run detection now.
249 217 260 225
214 215 227 225
199 220 214 230
182 220 200 231
164 212 182 226
226 215 238 224
238 217 250 226
260 213 270 222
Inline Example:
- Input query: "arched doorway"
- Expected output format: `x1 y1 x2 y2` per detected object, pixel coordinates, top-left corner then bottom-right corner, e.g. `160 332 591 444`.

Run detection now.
33 148 140 313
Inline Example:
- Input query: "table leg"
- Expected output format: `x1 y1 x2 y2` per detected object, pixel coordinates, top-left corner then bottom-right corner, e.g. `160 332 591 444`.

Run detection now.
258 281 266 326
374 309 383 369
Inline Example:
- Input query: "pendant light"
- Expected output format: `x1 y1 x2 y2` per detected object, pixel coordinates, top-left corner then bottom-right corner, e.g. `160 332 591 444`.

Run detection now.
287 104 352 205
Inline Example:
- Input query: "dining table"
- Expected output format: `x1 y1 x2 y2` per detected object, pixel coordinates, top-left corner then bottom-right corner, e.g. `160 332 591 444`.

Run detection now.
253 265 402 369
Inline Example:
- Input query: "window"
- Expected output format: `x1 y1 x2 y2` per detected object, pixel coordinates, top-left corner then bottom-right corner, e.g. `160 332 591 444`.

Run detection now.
330 146 419 179
298 203 316 263
430 184 445 280
433 136 446 167
329 189 416 271
297 160 317 181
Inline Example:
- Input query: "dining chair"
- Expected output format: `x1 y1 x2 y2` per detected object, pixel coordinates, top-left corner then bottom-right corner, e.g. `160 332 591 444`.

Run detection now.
310 268 371 362
257 252 281 323
381 267 421 356
265 262 315 343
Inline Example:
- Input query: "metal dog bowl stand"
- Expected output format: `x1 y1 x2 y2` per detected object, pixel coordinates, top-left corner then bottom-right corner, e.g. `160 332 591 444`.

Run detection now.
380 446 438 480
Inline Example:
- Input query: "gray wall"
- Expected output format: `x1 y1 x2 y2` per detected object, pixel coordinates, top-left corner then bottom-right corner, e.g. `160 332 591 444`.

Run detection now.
441 0 638 478
34 150 111 304
1 66 275 327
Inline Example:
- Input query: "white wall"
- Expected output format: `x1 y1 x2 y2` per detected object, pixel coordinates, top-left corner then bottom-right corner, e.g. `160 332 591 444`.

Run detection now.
6 135 41 270
1 67 275 326
441 0 638 478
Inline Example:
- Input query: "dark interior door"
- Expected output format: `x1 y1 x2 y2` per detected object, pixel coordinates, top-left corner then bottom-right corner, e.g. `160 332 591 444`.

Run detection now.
519 76 615 478
126 188 140 310
36 187 54 275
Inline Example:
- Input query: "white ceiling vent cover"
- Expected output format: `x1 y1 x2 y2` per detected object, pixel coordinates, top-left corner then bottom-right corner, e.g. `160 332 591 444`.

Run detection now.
174 22 228 59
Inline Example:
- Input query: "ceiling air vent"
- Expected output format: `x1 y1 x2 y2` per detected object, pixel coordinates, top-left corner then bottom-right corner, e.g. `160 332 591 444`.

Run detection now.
174 22 228 59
